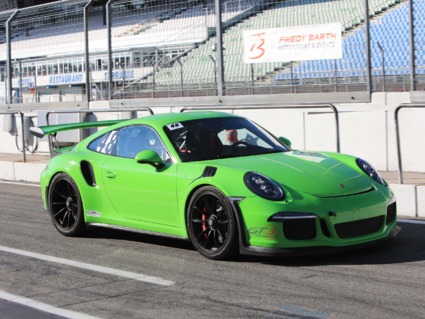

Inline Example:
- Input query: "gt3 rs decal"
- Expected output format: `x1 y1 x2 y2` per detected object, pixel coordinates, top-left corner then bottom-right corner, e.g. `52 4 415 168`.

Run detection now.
248 226 278 240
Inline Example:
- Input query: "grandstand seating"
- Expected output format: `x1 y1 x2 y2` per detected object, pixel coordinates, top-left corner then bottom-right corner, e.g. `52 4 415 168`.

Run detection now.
139 0 404 90
0 0 257 61
0 0 422 93
0 0 17 11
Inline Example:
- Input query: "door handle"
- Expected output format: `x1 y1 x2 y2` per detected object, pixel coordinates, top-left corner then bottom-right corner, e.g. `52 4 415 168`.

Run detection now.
105 170 116 179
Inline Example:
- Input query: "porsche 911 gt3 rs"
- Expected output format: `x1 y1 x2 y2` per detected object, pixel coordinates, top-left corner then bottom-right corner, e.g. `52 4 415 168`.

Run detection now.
31 111 400 260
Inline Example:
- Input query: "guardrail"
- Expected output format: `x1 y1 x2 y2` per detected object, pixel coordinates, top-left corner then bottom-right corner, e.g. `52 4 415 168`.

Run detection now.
179 104 340 152
395 103 425 184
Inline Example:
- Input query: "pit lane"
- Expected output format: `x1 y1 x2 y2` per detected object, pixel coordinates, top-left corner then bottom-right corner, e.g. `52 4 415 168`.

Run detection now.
1 182 424 319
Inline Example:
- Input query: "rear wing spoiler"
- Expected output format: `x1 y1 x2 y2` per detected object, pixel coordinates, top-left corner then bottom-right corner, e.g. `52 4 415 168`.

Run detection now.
30 119 128 157
30 119 127 138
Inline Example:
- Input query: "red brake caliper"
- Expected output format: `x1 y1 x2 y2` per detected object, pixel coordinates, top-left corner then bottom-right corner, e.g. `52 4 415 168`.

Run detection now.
202 208 208 238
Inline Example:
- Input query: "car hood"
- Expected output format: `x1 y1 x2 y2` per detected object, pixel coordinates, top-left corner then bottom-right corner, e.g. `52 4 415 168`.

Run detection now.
216 151 373 197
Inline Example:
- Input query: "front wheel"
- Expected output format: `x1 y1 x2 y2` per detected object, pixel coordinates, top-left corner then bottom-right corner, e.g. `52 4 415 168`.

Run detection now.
47 173 86 236
186 186 238 260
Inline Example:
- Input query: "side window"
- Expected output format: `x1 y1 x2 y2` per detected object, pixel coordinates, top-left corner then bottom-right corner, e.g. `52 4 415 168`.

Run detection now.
116 125 170 160
88 130 119 155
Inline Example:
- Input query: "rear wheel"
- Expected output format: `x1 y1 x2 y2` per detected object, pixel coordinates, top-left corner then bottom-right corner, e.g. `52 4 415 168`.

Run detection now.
48 173 85 236
187 186 238 260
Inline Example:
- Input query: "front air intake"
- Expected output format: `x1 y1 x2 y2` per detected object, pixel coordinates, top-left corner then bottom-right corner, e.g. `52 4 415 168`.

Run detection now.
386 202 397 225
282 218 317 240
335 216 384 239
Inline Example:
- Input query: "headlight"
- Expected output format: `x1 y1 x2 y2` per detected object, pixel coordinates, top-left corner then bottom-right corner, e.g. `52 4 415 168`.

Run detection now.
356 158 384 185
244 172 284 201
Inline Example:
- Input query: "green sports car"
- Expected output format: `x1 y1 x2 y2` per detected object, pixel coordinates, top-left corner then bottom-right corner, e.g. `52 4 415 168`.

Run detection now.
32 111 400 260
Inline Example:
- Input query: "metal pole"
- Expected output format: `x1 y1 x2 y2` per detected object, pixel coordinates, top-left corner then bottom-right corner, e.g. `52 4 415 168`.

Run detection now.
122 62 125 90
290 62 294 93
6 10 18 104
153 47 158 93
334 60 337 92
395 106 403 184
250 63 254 94
84 0 95 103
33 67 38 102
19 112 26 162
408 0 415 91
18 60 23 103
215 0 225 96
3 71 7 102
364 0 372 95
209 55 217 87
106 0 114 100
177 59 183 95
377 42 386 92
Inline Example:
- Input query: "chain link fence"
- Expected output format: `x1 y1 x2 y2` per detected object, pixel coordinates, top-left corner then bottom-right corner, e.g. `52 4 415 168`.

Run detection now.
0 0 422 104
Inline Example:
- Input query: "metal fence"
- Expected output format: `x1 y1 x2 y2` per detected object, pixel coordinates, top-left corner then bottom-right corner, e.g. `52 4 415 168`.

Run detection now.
0 0 423 105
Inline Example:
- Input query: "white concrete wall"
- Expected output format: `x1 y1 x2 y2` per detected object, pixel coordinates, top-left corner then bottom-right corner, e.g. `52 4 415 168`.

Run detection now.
232 92 416 172
0 92 423 173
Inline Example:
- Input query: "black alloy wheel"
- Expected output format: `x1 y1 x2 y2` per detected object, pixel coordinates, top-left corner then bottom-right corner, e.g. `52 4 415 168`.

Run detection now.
48 173 85 236
187 186 238 260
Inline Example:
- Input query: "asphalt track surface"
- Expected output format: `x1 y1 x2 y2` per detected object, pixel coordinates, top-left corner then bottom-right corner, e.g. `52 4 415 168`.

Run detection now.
1 182 424 319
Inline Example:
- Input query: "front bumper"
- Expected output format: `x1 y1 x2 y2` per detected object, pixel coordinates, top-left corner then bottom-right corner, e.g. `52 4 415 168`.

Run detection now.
231 184 398 256
239 225 401 257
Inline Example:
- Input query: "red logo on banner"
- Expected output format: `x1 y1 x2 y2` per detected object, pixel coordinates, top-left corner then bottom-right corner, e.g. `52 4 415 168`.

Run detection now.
248 32 266 60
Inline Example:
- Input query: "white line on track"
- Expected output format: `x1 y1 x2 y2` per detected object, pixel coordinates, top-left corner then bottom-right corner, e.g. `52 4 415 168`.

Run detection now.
0 180 40 187
0 290 102 319
398 218 425 225
0 245 174 286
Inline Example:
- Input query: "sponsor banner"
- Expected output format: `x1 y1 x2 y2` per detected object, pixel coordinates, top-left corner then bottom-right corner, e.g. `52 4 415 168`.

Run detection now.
243 23 342 63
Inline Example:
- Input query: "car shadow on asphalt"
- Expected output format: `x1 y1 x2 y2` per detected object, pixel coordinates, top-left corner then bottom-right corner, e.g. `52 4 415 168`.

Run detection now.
83 222 425 266
236 222 425 266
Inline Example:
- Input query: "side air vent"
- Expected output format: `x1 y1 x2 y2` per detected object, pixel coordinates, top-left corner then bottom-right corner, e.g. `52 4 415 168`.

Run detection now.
80 160 96 186
202 166 217 178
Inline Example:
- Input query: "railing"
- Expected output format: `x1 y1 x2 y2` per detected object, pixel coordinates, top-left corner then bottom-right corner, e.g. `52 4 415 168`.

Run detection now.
180 104 340 153
394 103 425 184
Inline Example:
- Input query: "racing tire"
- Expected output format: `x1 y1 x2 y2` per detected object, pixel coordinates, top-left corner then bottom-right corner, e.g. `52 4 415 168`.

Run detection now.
187 186 238 260
47 173 86 237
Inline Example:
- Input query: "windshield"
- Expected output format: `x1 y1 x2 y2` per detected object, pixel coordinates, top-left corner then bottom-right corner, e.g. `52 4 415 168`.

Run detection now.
164 116 289 162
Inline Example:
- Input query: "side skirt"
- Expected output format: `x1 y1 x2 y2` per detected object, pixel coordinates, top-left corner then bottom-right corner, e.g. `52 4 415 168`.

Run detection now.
87 223 189 241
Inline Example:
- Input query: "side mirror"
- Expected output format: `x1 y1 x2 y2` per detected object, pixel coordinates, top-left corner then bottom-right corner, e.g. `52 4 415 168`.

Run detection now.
135 150 165 169
278 136 292 148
